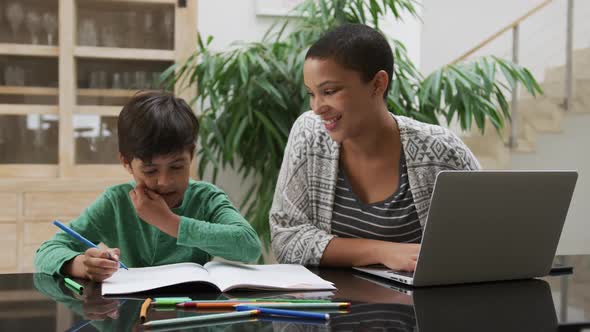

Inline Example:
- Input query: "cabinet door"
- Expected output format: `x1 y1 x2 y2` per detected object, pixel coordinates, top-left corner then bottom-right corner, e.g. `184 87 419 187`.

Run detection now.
0 0 60 170
22 220 60 272
23 191 98 219
0 54 59 175
65 0 179 178
0 223 17 270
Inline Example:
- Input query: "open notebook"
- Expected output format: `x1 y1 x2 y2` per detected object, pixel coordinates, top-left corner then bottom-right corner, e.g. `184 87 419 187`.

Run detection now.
101 261 336 296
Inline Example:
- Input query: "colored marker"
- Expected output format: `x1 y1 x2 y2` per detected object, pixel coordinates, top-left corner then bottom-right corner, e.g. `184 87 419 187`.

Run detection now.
64 277 84 293
235 305 330 320
232 298 332 303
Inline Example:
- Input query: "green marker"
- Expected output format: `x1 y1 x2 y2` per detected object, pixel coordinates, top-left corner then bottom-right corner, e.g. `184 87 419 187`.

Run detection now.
233 298 332 303
154 297 192 305
64 277 84 293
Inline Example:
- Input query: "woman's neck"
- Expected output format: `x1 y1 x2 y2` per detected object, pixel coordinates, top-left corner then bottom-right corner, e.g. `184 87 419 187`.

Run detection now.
341 107 399 159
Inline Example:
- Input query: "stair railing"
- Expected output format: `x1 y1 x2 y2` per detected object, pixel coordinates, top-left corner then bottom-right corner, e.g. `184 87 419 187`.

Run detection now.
450 0 574 149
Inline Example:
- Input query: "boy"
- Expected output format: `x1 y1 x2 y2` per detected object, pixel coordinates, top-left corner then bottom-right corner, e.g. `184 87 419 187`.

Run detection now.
35 91 261 281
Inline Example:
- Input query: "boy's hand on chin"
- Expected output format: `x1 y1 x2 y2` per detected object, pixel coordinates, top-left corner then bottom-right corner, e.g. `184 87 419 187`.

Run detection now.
129 182 180 237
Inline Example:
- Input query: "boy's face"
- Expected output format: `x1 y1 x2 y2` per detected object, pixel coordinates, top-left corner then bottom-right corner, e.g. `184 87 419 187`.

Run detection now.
122 151 192 209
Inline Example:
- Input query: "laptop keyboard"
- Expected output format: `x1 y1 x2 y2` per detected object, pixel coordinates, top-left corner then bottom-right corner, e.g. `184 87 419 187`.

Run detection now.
363 264 414 277
386 270 414 277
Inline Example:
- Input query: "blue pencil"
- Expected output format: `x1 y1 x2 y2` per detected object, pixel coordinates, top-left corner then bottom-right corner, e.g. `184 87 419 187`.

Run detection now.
235 305 330 320
53 220 128 270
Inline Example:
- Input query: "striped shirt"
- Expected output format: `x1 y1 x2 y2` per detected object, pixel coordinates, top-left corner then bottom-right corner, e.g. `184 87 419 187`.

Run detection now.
270 112 481 265
331 151 423 243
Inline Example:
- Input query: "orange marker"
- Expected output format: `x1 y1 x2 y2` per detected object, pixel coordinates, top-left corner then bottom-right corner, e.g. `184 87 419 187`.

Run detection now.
139 298 152 322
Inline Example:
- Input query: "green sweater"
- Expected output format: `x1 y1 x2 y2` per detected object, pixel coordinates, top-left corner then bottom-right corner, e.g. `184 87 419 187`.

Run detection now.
34 180 261 276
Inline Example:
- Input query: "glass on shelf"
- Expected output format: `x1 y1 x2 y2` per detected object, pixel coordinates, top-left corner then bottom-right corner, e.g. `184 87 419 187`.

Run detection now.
6 2 24 42
0 114 59 164
25 10 41 45
162 10 174 50
41 12 57 46
1 0 58 45
76 1 174 50
74 115 118 164
76 58 173 106
101 25 118 48
78 19 98 47
112 73 122 89
88 70 108 89
142 11 154 49
3 65 25 86
0 55 58 104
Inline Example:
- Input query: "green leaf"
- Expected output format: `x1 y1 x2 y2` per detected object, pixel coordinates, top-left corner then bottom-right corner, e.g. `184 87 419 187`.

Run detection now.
253 79 288 110
253 110 286 147
232 117 251 151
238 53 249 84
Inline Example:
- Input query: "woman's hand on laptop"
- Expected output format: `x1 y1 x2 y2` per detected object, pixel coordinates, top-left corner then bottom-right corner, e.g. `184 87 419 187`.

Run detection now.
379 243 420 272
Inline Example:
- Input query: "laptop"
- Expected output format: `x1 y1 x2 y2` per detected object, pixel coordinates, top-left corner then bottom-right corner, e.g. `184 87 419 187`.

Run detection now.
353 170 578 286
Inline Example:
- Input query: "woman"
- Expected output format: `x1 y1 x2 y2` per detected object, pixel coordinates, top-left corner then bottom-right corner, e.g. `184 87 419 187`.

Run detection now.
270 24 480 272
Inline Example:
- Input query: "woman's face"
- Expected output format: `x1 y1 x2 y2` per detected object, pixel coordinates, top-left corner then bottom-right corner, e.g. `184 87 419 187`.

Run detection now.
303 57 386 143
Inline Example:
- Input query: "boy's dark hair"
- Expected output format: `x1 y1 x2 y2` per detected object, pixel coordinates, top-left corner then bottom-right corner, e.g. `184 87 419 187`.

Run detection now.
305 23 394 99
118 91 199 163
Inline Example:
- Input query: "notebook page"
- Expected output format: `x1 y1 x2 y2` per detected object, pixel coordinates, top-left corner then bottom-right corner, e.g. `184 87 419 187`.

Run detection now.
204 261 336 292
101 262 211 295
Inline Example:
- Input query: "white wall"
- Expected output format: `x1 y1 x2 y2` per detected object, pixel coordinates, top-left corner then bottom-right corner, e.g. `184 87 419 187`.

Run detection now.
381 9 422 69
509 113 590 255
420 0 590 80
196 0 422 205
198 0 278 51
198 0 422 60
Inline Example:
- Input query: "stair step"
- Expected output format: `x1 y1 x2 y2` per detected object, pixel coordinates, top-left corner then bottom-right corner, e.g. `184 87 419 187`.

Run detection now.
500 111 537 145
545 97 590 113
573 48 590 60
476 156 509 170
462 122 511 169
545 63 590 82
540 79 590 99
511 138 536 153
517 97 564 133
545 49 590 82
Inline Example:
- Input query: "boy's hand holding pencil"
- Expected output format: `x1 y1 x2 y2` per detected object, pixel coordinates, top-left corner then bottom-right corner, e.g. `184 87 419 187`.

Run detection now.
63 247 121 282
53 220 127 281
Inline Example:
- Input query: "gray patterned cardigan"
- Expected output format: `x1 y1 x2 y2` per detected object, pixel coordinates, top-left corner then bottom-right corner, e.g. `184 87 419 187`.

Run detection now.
269 111 481 265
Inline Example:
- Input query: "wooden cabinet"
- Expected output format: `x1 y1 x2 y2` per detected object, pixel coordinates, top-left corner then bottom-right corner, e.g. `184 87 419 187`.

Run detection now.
0 0 198 272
